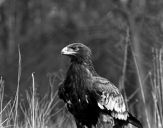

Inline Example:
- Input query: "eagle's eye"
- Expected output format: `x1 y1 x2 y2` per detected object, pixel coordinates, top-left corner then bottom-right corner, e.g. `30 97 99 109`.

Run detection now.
71 46 79 52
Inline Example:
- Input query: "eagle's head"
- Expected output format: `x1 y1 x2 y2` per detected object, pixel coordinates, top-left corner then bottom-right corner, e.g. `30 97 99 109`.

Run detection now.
61 43 92 63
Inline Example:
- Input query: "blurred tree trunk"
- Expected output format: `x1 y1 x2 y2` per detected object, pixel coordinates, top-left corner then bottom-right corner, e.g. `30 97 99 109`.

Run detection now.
0 0 30 93
5 0 29 62
124 1 154 127
0 5 7 73
113 0 148 126
0 3 13 99
6 0 17 62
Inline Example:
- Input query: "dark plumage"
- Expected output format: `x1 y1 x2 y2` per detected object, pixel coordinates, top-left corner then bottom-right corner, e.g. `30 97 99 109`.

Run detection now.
58 43 143 128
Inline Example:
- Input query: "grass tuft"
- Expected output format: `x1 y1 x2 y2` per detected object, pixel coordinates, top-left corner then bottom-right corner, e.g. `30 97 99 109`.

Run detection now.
150 48 163 128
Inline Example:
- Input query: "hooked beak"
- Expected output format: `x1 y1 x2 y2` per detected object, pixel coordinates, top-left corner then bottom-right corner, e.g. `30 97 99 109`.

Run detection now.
61 46 76 55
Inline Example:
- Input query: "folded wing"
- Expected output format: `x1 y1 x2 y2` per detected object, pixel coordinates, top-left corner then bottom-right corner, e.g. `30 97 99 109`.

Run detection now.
92 76 128 121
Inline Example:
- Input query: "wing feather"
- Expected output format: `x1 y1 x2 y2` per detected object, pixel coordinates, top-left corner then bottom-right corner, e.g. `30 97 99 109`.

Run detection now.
93 76 128 120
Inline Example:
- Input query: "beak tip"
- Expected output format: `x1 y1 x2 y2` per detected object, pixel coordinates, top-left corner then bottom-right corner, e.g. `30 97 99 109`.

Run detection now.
61 47 67 55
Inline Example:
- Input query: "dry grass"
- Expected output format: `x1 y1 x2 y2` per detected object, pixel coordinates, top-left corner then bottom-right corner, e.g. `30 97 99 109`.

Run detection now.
0 72 60 128
131 48 163 128
150 49 163 128
0 47 64 128
120 31 163 128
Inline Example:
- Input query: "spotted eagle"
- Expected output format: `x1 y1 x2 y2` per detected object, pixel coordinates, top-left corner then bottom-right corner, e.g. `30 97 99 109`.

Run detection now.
58 43 143 128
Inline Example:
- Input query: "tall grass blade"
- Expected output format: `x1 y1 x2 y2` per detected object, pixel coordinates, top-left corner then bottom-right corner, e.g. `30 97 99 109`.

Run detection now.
132 50 151 128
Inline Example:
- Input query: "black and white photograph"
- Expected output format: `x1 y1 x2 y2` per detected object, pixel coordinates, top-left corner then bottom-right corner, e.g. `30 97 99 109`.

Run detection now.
0 0 162 128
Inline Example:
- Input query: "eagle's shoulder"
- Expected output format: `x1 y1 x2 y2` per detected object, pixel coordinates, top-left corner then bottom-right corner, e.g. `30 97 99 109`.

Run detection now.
92 76 119 94
93 76 109 84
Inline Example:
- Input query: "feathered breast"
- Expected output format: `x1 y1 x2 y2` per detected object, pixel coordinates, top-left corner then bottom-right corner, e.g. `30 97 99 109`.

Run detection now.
63 63 94 105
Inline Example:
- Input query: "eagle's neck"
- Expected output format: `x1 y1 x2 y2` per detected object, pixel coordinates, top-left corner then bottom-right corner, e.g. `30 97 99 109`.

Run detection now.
70 57 98 76
84 59 98 76
64 61 96 92
64 63 91 101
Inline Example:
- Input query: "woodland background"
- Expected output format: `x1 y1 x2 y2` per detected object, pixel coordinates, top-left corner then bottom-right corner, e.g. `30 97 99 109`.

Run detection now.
0 0 163 128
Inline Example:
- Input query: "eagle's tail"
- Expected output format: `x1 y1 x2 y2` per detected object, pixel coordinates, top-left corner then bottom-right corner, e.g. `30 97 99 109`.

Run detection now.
128 113 143 128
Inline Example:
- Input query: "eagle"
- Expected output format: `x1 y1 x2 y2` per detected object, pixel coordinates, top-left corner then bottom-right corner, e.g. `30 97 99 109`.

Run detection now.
58 43 143 128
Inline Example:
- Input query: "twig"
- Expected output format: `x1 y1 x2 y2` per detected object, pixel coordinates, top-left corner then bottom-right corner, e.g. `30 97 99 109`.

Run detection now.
120 28 130 109
32 72 35 128
14 45 22 128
